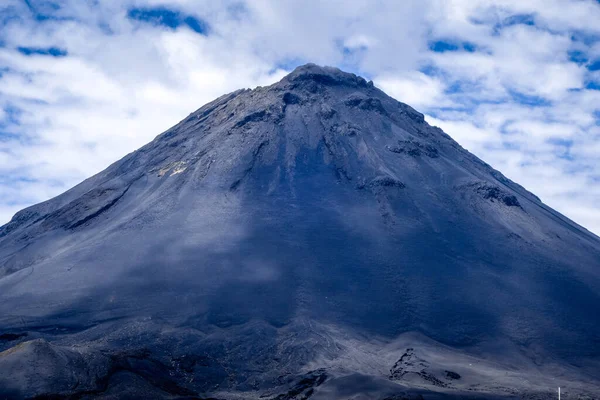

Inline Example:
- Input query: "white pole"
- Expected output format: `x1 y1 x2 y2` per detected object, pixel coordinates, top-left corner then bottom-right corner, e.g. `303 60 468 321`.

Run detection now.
558 387 561 400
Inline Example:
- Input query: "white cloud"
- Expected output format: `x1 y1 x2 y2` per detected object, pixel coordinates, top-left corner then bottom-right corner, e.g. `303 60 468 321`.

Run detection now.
377 72 452 109
343 34 376 51
425 116 502 150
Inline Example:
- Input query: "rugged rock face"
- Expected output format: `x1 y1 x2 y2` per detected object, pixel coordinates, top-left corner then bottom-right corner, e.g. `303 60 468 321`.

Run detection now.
0 64 599 399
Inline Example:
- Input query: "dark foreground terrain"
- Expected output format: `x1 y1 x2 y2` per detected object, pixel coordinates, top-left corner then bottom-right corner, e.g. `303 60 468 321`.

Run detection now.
0 64 599 399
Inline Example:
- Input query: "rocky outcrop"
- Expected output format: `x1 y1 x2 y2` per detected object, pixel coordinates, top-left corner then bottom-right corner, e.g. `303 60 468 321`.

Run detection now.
386 139 439 158
274 369 328 400
465 181 523 208
0 339 112 398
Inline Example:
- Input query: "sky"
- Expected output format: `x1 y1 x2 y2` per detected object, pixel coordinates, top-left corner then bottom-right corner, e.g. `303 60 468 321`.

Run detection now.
0 0 599 235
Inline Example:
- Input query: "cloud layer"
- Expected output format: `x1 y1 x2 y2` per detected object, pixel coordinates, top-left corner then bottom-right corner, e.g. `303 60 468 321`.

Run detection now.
1 0 599 235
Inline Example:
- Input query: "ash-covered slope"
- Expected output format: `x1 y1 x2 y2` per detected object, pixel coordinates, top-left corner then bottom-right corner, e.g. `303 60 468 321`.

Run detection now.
1 64 599 399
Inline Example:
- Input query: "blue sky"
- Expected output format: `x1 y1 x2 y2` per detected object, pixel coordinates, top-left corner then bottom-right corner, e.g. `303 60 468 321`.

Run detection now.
0 0 600 235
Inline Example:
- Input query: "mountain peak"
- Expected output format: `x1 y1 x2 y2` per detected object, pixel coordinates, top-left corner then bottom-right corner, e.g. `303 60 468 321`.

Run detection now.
282 63 373 88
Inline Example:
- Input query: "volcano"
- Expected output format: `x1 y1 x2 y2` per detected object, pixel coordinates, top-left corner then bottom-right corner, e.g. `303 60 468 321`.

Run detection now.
0 64 599 399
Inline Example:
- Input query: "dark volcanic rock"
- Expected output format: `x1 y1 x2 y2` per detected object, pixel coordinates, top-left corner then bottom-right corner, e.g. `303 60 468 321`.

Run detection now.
0 332 27 341
282 92 301 105
273 369 327 400
358 176 406 191
386 139 439 158
445 370 461 380
0 64 599 399
465 181 523 208
344 93 388 114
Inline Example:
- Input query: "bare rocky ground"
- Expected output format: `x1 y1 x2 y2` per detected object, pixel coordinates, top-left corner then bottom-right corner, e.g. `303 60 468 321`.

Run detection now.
1 319 597 398
0 65 599 399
